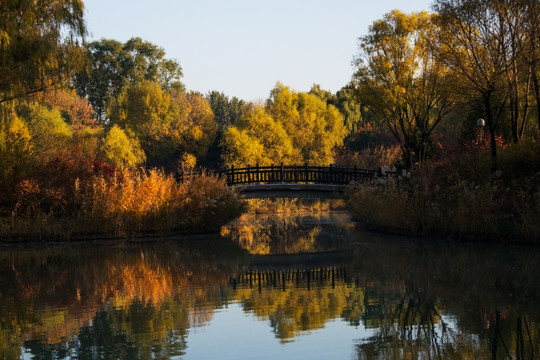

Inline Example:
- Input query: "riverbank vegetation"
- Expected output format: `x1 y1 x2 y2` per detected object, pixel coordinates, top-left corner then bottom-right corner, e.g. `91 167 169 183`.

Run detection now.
345 0 539 242
2 169 244 240
1 0 539 241
347 138 540 241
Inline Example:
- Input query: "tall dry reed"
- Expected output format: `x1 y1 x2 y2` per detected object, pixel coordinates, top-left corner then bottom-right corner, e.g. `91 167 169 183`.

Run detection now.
346 139 540 241
1 169 245 240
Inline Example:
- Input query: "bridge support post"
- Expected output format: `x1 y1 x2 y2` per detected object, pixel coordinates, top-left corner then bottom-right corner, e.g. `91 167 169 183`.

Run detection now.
280 163 284 184
230 165 234 185
304 163 308 184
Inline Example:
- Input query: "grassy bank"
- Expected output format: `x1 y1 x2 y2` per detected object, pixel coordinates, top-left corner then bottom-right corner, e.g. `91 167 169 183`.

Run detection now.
346 139 540 242
1 170 245 241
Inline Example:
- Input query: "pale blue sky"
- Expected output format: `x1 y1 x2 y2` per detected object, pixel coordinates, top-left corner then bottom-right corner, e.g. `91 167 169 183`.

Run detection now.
84 0 433 101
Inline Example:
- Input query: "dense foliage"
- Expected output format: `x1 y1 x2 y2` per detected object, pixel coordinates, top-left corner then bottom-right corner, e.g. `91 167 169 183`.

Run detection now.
0 0 538 240
221 83 347 167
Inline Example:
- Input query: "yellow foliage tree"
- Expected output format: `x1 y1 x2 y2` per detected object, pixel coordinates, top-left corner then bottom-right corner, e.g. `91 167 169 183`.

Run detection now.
102 125 146 171
353 10 454 167
21 103 73 161
222 84 347 167
221 126 265 167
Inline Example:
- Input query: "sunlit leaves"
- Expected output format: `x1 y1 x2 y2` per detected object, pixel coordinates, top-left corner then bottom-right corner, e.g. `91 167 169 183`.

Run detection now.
0 0 86 104
102 125 146 171
222 83 347 167
353 10 453 167
75 37 183 121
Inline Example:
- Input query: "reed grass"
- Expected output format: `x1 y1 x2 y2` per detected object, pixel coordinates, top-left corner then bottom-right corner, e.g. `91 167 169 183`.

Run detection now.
1 169 245 240
346 139 540 242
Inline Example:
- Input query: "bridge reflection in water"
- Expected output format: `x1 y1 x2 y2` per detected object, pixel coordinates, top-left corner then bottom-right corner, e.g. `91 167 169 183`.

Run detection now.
1 233 539 359
232 267 348 292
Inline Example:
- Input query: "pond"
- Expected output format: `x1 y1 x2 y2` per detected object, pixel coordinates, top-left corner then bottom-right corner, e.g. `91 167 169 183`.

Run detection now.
1 210 539 359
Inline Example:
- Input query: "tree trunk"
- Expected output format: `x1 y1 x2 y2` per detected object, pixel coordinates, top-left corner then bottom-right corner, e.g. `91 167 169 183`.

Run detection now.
532 69 540 131
483 93 498 171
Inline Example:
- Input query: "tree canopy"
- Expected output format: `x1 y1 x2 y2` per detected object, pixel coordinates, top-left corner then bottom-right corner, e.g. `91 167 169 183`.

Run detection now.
0 0 86 104
74 37 183 121
221 83 347 167
353 10 454 167
434 0 540 168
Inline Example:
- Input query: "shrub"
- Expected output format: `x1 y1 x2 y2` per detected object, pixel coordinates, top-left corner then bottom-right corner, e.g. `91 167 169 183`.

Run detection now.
79 170 245 237
346 139 540 241
2 169 245 240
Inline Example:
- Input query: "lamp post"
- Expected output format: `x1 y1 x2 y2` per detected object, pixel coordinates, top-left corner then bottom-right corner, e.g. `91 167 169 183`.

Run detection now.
476 118 485 142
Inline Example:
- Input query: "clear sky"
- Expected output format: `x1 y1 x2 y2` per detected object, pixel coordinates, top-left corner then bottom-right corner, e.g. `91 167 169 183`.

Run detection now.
84 0 433 102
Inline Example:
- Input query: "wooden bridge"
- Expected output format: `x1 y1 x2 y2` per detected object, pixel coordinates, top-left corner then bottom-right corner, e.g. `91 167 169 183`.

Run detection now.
180 164 396 197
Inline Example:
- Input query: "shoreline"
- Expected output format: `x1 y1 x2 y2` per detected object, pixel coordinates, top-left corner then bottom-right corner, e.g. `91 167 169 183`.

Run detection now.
1 207 538 248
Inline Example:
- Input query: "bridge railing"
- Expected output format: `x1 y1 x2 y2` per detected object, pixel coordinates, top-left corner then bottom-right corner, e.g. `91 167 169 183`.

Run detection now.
179 163 396 186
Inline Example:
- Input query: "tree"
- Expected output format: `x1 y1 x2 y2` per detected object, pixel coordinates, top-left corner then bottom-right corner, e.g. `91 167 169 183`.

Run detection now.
170 91 218 159
219 84 347 167
238 109 293 163
353 10 454 168
20 103 73 161
207 91 250 130
0 0 86 104
220 126 265 167
108 83 217 168
434 0 513 168
75 37 183 121
267 83 347 165
108 81 175 161
41 88 97 130
310 84 365 134
102 125 146 170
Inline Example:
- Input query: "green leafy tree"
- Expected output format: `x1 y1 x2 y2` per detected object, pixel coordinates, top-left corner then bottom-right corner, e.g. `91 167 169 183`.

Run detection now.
353 10 454 168
335 86 364 134
109 84 217 168
0 0 86 104
108 81 175 162
311 84 365 135
207 91 249 129
75 37 183 121
20 103 73 160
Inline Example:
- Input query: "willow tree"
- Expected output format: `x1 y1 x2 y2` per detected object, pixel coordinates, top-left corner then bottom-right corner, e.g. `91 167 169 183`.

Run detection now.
0 0 86 104
436 0 539 147
353 10 454 168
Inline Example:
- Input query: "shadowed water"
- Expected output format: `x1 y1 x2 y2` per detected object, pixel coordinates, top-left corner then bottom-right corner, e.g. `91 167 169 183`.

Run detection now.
1 212 539 359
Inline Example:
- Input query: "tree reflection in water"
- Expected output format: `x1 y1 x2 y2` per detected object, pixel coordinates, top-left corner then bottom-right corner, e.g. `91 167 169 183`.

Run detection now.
0 220 539 359
350 240 540 359
0 237 247 359
221 211 356 255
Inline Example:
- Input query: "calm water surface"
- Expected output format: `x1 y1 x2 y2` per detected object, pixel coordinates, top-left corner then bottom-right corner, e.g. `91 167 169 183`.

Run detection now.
1 211 539 359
